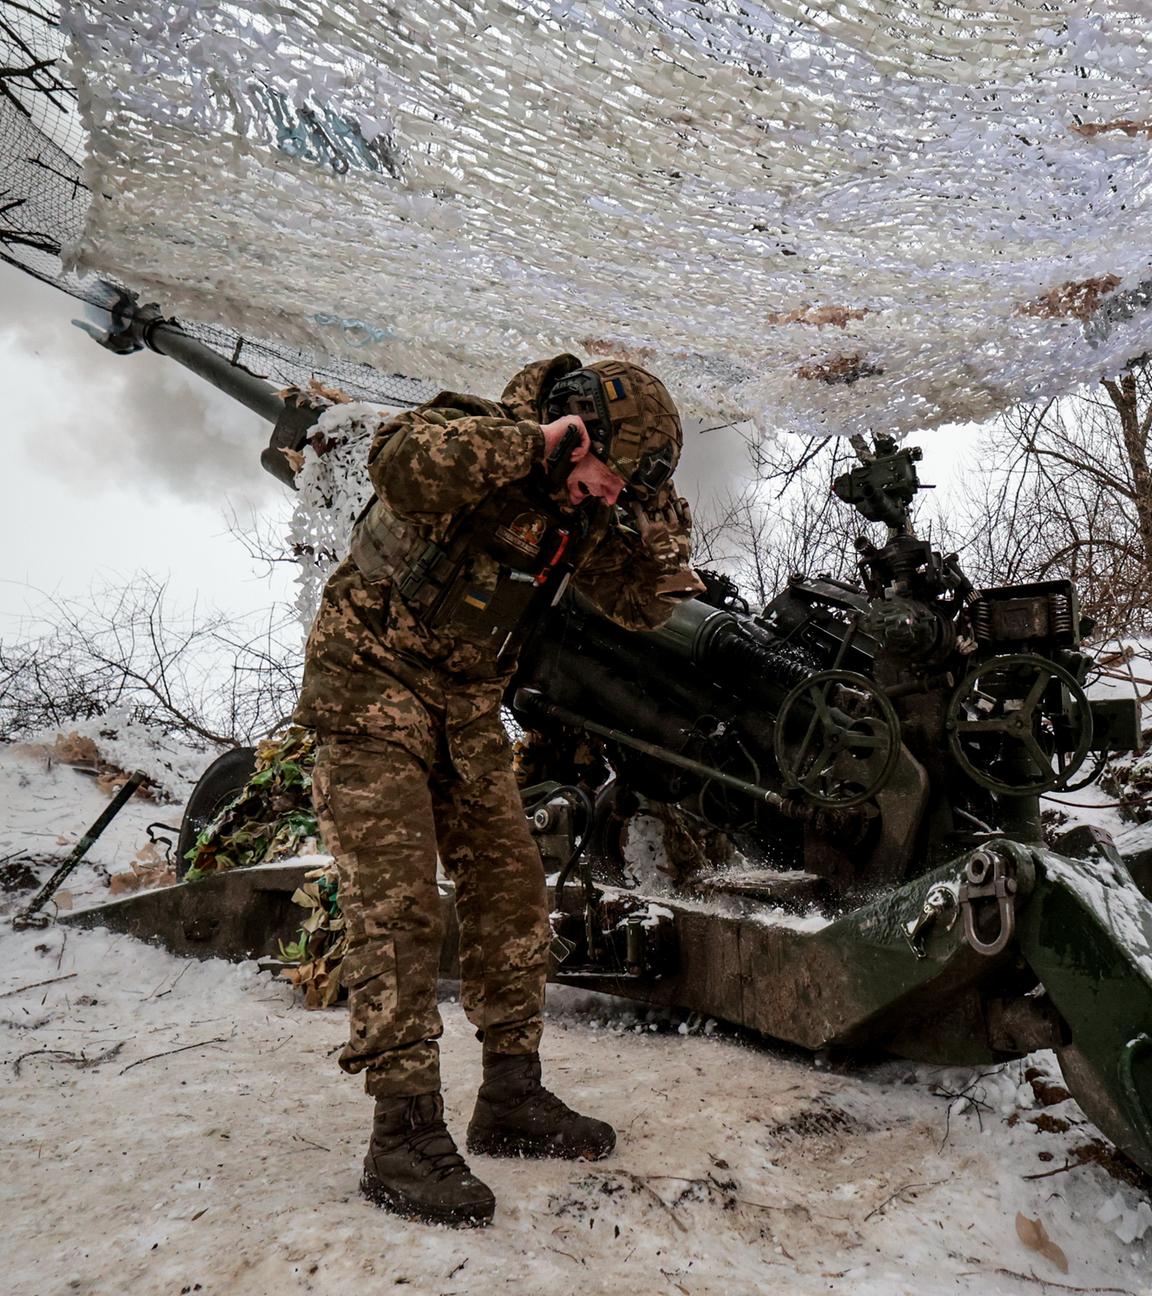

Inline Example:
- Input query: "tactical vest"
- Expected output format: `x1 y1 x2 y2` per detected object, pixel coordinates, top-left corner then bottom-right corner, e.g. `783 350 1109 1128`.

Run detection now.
349 481 580 656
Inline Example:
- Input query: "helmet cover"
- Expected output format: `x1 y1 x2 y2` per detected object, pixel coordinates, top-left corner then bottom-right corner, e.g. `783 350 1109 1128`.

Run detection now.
545 359 682 498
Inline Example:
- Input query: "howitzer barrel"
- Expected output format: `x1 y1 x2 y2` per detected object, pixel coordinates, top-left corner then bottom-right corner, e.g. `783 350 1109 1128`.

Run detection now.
82 294 319 489
86 293 287 425
642 598 735 665
142 321 285 425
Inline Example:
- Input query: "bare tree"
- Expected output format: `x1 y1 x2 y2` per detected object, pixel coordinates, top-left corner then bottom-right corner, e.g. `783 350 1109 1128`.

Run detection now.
0 4 73 124
0 574 302 746
957 360 1152 637
692 435 888 605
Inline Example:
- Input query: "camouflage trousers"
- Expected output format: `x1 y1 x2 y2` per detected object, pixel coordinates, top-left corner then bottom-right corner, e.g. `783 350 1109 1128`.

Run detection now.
311 726 550 1098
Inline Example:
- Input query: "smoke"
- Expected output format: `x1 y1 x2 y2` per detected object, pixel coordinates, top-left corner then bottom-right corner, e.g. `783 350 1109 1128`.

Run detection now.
0 264 278 511
675 415 762 515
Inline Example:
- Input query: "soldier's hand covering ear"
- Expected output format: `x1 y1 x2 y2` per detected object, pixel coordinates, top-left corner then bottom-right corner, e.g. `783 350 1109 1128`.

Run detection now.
539 415 591 465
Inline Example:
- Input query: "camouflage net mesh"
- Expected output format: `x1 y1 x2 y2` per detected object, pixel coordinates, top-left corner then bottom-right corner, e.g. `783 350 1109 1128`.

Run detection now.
54 0 1152 438
0 2 434 408
283 389 384 629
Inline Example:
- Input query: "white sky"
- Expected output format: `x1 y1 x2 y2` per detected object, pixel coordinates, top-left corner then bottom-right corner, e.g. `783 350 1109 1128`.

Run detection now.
0 258 985 646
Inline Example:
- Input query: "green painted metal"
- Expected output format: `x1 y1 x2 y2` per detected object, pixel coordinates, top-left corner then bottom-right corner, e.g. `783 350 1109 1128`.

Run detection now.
1016 849 1152 1172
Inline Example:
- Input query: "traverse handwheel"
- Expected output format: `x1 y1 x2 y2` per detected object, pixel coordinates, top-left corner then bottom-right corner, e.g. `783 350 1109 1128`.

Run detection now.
774 670 901 809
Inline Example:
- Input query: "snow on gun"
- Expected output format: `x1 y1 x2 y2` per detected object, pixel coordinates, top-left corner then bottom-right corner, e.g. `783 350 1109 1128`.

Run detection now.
68 302 1152 1185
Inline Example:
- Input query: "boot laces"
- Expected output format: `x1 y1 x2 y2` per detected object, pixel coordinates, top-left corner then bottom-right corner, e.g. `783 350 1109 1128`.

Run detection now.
520 1076 576 1121
405 1099 469 1181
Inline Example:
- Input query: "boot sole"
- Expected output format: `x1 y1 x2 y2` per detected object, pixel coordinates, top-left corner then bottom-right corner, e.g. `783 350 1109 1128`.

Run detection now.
359 1171 495 1228
466 1129 616 1161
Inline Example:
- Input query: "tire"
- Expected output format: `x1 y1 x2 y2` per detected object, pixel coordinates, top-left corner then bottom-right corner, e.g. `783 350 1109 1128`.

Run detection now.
176 747 258 878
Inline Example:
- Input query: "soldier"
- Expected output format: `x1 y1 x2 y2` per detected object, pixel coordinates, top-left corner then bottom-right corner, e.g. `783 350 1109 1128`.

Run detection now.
294 353 702 1227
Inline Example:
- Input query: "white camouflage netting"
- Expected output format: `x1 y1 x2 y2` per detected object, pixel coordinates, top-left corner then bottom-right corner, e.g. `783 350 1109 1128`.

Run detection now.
63 0 1152 437
289 400 389 627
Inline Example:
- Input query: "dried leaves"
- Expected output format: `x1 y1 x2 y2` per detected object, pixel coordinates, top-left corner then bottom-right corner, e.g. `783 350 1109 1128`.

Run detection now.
108 841 176 895
49 731 154 799
583 337 658 365
795 353 885 385
277 378 351 409
1018 275 1121 323
278 446 306 476
1071 120 1152 140
278 863 347 1008
766 305 871 329
52 732 100 766
1015 1212 1069 1274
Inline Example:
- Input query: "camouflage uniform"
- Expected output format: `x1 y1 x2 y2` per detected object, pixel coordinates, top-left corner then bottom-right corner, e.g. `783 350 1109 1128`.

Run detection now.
295 354 700 1098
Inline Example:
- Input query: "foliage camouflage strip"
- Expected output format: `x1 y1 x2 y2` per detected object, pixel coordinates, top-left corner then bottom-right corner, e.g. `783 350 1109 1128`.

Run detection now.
182 728 351 1005
183 728 319 880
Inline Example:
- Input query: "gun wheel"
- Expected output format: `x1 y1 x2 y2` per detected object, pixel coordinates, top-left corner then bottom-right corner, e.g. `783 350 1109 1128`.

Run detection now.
774 670 901 809
946 653 1092 796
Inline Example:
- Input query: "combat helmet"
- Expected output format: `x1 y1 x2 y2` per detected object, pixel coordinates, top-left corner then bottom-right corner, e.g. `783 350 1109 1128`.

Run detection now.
545 359 682 499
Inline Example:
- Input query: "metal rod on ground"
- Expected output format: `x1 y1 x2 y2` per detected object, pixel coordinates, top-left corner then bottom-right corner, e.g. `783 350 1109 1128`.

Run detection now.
13 771 149 930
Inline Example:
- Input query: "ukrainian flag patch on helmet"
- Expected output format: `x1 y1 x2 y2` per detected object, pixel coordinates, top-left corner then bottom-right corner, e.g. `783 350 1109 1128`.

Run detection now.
604 376 627 401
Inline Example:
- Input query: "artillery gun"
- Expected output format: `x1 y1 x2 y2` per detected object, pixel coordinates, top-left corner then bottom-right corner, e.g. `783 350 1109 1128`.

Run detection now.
60 300 1152 1183
514 432 1122 887
505 431 1152 1177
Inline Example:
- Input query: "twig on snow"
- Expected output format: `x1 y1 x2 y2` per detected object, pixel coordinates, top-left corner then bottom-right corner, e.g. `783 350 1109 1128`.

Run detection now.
617 1170 831 1224
119 1033 232 1074
0 972 76 999
957 1267 1135 1295
12 1040 125 1076
612 1171 690 1233
1022 1160 1081 1181
147 961 192 1000
545 1247 584 1265
292 1134 331 1153
934 1071 996 1151
864 1177 951 1222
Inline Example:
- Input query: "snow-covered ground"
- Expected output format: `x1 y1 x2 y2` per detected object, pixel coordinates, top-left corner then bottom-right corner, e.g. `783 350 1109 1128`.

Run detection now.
3 925 1152 1296
3 729 1152 1295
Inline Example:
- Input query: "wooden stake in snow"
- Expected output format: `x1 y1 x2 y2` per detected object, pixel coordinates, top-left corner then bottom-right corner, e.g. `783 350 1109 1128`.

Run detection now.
13 771 148 930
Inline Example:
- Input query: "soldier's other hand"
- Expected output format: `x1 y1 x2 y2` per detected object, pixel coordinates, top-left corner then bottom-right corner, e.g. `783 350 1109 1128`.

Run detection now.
540 415 591 465
629 500 681 568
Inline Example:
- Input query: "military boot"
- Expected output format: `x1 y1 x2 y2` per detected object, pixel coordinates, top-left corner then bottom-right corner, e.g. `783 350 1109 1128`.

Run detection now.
467 1051 616 1160
360 1092 495 1227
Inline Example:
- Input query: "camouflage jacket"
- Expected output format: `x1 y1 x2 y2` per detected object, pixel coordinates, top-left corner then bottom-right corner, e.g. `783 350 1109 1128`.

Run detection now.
294 356 702 775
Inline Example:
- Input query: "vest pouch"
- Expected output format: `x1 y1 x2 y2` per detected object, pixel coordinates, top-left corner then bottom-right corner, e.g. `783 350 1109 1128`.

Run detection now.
427 561 540 648
349 498 420 585
485 502 553 571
